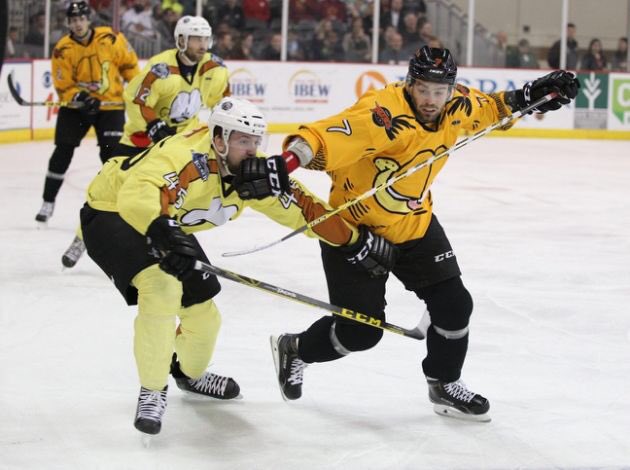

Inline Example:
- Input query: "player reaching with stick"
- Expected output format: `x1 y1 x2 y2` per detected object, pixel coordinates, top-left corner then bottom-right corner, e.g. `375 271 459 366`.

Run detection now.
267 46 579 422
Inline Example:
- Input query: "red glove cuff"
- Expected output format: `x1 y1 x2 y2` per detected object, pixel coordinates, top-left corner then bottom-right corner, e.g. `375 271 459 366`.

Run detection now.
281 151 300 173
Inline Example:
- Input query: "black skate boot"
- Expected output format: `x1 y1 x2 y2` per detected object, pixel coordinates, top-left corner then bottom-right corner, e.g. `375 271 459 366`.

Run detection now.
134 386 168 435
270 334 308 401
427 377 490 422
61 235 86 268
170 353 241 400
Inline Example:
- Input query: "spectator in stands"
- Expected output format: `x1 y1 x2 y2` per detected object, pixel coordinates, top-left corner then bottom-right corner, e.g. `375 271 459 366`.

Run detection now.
611 37 628 72
217 0 246 30
290 0 320 22
24 11 46 47
427 35 443 49
90 0 113 25
492 30 508 67
417 20 433 48
380 0 404 32
213 31 236 59
547 22 578 69
404 0 426 19
399 11 419 45
379 31 407 65
232 31 255 60
260 32 282 61
243 0 271 30
343 17 371 62
6 26 18 58
122 0 156 39
162 0 185 16
580 38 607 71
506 38 539 69
156 7 180 49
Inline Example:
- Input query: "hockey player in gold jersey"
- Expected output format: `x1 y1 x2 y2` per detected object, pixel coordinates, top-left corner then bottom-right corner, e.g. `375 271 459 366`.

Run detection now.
63 15 228 269
35 1 139 225
269 46 579 421
117 15 229 155
80 97 362 435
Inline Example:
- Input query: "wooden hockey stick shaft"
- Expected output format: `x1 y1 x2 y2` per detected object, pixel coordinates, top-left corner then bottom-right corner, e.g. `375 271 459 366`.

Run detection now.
222 91 559 258
194 260 426 341
7 73 122 107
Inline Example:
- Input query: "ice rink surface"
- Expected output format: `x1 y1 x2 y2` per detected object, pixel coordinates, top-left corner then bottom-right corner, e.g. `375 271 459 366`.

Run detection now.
1 134 629 470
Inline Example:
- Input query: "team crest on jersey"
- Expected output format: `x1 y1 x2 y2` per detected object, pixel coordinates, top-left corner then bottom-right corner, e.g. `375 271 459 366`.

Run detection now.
191 151 210 181
446 96 472 117
151 63 170 79
370 102 416 141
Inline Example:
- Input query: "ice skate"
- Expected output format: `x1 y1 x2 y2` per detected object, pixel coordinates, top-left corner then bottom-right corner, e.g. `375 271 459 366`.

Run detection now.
170 353 241 400
134 386 168 435
427 377 490 422
61 235 86 268
35 201 55 224
270 334 308 401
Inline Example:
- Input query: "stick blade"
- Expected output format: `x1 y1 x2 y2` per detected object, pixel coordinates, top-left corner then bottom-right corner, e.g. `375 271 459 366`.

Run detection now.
7 72 25 105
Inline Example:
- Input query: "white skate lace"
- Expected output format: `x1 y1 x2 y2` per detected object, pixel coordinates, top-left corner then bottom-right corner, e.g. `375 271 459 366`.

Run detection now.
190 372 229 397
64 237 86 261
137 387 167 421
444 380 476 403
287 358 308 386
37 202 54 218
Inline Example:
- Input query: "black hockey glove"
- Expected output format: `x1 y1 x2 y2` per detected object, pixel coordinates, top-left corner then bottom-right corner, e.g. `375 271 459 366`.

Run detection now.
146 119 176 144
146 215 200 281
232 155 291 200
339 226 398 278
506 71 580 114
72 91 100 116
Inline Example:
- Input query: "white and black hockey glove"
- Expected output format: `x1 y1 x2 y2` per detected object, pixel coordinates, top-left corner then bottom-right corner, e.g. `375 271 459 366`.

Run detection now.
233 156 291 200
505 70 580 114
146 215 200 281
340 226 398 278
72 91 100 115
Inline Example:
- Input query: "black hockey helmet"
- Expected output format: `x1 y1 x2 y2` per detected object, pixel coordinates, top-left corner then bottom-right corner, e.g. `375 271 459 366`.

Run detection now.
66 1 91 18
407 46 457 86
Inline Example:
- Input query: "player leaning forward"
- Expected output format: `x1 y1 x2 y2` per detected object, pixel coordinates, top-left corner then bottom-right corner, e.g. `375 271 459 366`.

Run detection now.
268 46 579 421
34 1 139 224
62 15 228 268
80 97 368 435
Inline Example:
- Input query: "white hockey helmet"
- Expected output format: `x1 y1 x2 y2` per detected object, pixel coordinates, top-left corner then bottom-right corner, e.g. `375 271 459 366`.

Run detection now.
209 97 268 163
174 16 213 52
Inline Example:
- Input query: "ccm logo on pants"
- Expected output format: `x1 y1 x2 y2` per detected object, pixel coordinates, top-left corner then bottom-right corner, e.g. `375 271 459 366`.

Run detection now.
434 250 454 262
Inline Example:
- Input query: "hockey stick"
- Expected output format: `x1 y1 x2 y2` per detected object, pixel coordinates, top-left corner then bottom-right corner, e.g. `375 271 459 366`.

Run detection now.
7 73 122 107
222 91 559 258
194 260 426 341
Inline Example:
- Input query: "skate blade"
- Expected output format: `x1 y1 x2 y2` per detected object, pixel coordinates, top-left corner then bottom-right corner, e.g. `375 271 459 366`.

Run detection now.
269 335 291 403
36 221 48 229
180 389 243 401
433 404 491 423
140 433 153 448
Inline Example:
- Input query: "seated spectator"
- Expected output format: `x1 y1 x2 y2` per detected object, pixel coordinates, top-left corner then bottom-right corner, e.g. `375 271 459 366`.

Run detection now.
232 31 255 60
162 0 184 16
259 32 282 61
213 31 236 59
155 7 180 49
290 0 320 22
217 0 246 30
122 0 156 38
24 11 46 46
399 12 419 45
381 0 404 32
417 20 433 48
492 30 508 67
319 0 347 24
379 31 407 65
6 26 18 58
580 38 607 71
427 35 443 49
611 37 628 71
404 0 426 19
343 17 371 62
506 38 539 69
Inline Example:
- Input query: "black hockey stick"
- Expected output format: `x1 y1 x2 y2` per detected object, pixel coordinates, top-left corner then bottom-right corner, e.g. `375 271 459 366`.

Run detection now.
7 72 123 107
222 91 560 257
194 260 425 341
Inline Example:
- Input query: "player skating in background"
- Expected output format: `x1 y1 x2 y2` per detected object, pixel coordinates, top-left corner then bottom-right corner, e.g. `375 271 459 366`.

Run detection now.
35 1 138 227
80 97 367 436
268 46 579 422
62 15 229 268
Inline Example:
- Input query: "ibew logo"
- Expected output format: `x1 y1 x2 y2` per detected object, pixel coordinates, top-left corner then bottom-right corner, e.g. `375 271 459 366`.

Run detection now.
229 68 266 103
289 70 330 103
611 77 630 125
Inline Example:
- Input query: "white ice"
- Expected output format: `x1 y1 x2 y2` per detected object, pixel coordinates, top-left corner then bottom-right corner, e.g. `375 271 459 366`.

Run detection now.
1 134 629 470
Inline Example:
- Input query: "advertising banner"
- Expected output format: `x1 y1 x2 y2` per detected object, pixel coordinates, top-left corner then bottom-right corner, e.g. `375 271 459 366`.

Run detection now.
607 73 630 130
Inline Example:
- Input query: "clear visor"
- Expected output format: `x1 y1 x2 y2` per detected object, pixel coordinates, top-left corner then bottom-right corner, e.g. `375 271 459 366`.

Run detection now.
228 131 268 153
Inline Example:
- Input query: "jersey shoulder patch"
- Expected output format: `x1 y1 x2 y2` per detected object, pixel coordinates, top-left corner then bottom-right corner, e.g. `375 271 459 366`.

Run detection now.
150 63 171 79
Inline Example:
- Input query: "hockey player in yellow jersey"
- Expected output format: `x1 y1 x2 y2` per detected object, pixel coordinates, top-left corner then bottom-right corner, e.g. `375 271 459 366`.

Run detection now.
269 46 579 421
62 15 228 270
80 97 362 435
35 1 139 226
117 15 229 155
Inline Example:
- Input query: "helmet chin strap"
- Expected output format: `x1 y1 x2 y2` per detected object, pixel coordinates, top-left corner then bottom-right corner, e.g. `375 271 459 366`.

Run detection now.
213 132 233 176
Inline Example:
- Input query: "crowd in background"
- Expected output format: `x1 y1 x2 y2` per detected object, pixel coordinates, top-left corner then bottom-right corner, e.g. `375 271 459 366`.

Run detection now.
5 0 630 72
